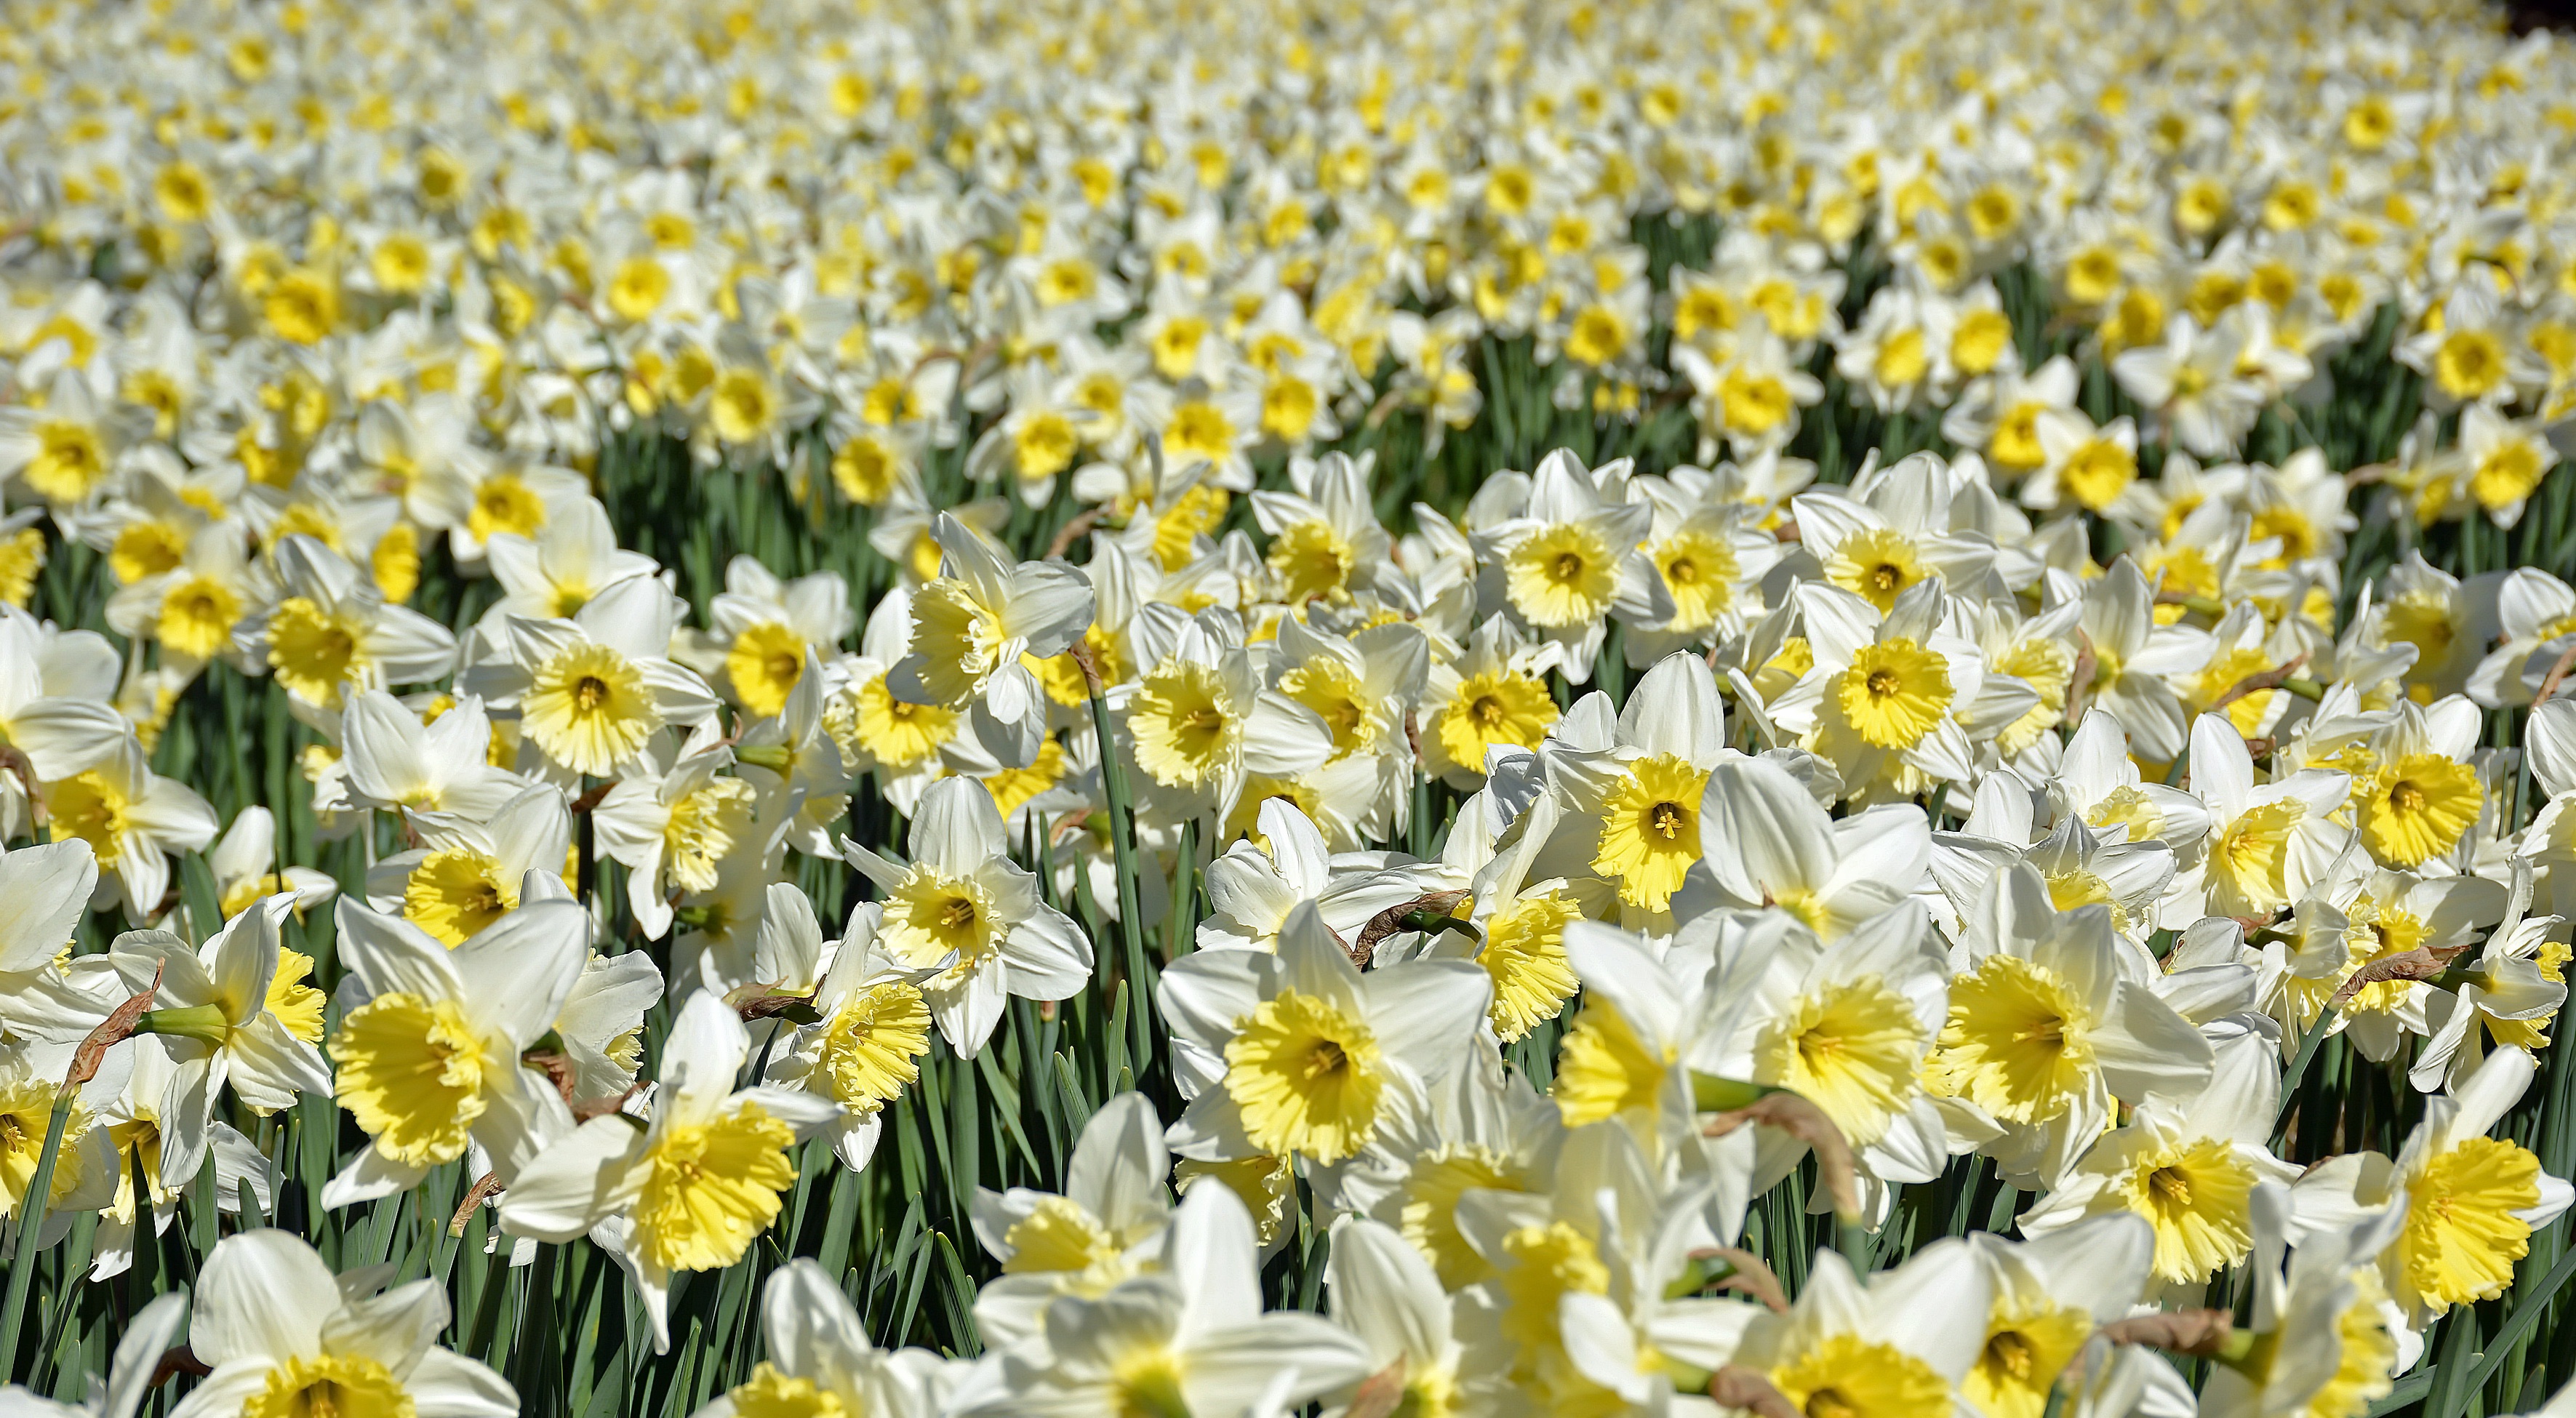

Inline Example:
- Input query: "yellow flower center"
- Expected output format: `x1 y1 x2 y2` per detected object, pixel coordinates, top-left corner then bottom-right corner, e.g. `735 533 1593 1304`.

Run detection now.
329 992 489 1167
1754 976 1925 1147
1825 528 1927 612
1836 638 1955 750
904 578 1004 705
1132 659 1237 790
817 980 931 1111
267 596 369 708
636 1101 799 1273
1553 1001 1671 1126
1224 989 1385 1163
2402 1136 2541 1314
403 846 518 946
1505 523 1619 629
1772 1334 1951 1418
1926 955 2093 1123
1436 670 1558 772
726 621 808 720
1480 892 1583 1042
247 1353 414 1418
2360 753 2482 868
1591 753 1712 913
2121 1136 2257 1283
524 640 659 777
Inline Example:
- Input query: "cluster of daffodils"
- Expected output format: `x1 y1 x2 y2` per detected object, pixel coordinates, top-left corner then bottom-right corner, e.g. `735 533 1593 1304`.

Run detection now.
8 0 2576 1414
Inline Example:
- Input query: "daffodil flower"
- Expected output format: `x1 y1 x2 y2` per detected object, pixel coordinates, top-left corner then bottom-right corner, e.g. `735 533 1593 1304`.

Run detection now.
1467 449 1671 684
1161 899 1491 1172
1727 1241 1990 1418
708 556 855 721
2169 713 2353 927
2412 860 2567 1093
1250 450 1393 607
950 1183 1374 1418
1324 1217 1483 1418
500 990 839 1352
1924 864 2215 1190
43 736 219 922
593 734 762 941
111 897 333 1190
841 775 1091 1059
0 838 114 1045
236 534 457 711
1960 1215 2159 1418
689 1260 948 1418
463 575 721 782
366 782 571 947
1767 580 2008 808
2021 1026 2297 1291
887 513 1095 749
335 687 527 820
1419 614 1564 788
1683 752 1930 937
1196 799 1431 956
2195 1185 2411 1418
480 494 661 625
320 894 590 1208
1335 1056 1564 1290
1113 605 1332 825
161 1228 516 1418
757 897 934 1171
967 1091 1173 1347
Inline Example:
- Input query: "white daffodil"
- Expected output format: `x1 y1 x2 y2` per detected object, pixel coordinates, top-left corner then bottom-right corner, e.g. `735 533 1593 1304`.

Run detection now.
44 736 219 922
1196 799 1429 955
2074 560 2212 765
480 494 663 626
1791 478 1999 616
967 1091 1174 1347
1325 1216 1483 1418
164 1228 515 1418
366 782 572 947
2199 1186 2412 1418
2412 862 2567 1094
2047 707 2210 860
1336 1055 1566 1290
463 575 721 782
1708 903 1953 1206
500 990 839 1351
1727 1241 1989 1418
1769 580 2016 808
689 1260 948 1418
2312 1047 2576 1330
708 556 855 721
2020 1023 2295 1293
0 606 129 838
87 1042 271 1281
1252 449 1396 607
732 648 857 860
841 775 1090 1059
320 894 589 1207
1159 900 1492 1173
593 733 761 940
1680 752 1931 937
1468 449 1671 684
1504 651 1735 929
888 512 1095 764
192 806 337 934
1960 1215 2159 1418
335 687 527 820
2167 713 2353 928
0 839 113 1045
951 1182 1374 1418
1114 604 1332 826
111 897 333 1189
759 898 934 1171
1924 864 2215 1190
1419 614 1564 788
236 534 457 711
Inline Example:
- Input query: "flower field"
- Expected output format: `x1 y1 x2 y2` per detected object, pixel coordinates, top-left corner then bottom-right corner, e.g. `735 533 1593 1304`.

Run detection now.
12 0 2576 1414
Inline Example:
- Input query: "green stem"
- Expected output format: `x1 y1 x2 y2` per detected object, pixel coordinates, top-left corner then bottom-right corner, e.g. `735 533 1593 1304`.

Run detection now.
1083 686 1154 1072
